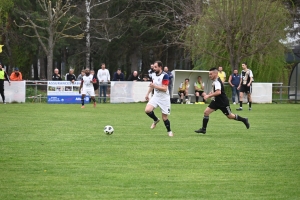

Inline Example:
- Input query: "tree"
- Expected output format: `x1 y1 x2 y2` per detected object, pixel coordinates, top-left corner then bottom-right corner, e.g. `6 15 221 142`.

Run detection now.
185 0 291 79
14 0 83 80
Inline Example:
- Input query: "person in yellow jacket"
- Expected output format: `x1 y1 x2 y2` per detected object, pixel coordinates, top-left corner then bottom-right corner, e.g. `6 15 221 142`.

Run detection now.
218 66 226 83
194 76 207 104
0 63 11 104
178 78 190 104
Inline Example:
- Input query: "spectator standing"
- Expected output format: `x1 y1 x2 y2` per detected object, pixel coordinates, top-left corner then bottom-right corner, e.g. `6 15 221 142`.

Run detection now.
194 68 249 134
112 68 125 81
90 70 99 91
52 68 62 81
178 78 190 104
218 66 226 83
127 71 140 81
0 63 10 104
163 66 173 96
194 76 206 104
76 69 85 81
228 69 240 104
147 64 155 81
65 69 76 83
97 63 110 103
10 67 22 81
236 63 253 111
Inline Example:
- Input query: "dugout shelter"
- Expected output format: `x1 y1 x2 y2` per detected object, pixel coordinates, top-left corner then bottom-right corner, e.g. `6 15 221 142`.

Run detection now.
288 63 300 101
170 70 211 101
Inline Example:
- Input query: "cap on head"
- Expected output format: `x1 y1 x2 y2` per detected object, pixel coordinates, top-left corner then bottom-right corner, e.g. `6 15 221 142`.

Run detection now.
15 67 19 71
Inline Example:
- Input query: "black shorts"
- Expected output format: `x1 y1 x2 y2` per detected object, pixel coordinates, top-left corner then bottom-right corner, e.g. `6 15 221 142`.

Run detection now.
240 85 252 94
208 100 232 116
178 91 186 96
195 90 204 96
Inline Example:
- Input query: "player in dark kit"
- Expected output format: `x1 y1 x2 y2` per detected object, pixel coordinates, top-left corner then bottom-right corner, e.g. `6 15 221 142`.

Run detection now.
236 63 253 111
195 68 250 134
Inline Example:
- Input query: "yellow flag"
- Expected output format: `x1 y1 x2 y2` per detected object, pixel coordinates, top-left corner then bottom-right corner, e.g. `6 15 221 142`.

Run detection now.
0 45 4 53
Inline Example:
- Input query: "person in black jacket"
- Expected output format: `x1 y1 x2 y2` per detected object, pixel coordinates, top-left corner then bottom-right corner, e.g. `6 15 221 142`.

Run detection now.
113 68 125 81
52 68 62 81
65 69 76 83
127 71 140 81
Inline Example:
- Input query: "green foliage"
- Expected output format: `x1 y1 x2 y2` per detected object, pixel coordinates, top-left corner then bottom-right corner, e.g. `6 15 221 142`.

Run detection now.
185 0 291 82
0 103 299 199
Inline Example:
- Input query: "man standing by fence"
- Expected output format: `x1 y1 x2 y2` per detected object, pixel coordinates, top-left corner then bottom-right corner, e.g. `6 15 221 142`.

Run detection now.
0 63 10 104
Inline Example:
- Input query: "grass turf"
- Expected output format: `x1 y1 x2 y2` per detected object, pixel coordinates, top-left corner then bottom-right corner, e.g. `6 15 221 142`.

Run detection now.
0 103 299 199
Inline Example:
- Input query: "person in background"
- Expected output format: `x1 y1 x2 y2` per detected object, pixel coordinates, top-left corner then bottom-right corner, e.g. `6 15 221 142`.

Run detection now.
163 66 173 96
52 68 62 81
178 78 190 104
194 76 206 104
0 63 10 104
194 68 249 134
65 69 76 83
228 69 240 104
113 68 125 81
97 63 110 103
77 69 85 81
10 67 22 81
147 64 155 81
236 63 253 111
127 71 140 81
218 66 226 83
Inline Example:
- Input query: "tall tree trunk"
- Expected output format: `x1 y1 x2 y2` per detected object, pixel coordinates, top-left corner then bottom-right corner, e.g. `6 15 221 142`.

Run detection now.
85 0 91 69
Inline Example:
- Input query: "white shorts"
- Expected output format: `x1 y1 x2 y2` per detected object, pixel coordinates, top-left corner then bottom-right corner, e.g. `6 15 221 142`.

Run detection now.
82 87 95 96
148 96 171 115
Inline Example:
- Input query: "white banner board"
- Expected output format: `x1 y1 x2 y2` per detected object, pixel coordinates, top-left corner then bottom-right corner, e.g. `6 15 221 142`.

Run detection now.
1 81 26 103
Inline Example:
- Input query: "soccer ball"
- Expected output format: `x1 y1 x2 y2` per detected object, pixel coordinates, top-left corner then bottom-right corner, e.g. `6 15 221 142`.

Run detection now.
104 125 114 135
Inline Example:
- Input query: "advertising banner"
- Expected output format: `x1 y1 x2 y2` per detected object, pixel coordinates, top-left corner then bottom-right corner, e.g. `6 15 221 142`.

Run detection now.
47 81 89 104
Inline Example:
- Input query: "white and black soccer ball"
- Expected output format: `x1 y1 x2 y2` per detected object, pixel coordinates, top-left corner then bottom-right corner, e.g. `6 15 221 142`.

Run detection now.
104 125 114 135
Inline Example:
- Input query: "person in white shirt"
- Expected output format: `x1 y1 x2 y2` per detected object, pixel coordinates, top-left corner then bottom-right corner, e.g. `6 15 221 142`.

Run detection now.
79 68 96 109
97 63 110 103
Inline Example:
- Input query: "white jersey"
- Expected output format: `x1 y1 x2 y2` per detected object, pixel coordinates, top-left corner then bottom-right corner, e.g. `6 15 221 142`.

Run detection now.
82 75 94 89
151 72 170 98
148 72 171 115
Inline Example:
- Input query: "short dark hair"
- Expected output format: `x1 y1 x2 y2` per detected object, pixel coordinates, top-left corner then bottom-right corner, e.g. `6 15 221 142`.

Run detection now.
154 61 163 68
209 67 218 71
185 78 189 81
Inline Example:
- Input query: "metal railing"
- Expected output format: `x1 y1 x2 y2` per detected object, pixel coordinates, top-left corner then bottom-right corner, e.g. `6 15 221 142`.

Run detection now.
25 81 297 103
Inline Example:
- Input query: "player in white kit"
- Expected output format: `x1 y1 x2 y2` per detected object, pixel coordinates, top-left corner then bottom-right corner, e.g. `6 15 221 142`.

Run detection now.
145 61 173 137
79 68 96 108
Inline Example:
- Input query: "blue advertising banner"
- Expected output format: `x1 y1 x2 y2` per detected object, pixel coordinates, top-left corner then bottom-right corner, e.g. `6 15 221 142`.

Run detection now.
47 81 90 104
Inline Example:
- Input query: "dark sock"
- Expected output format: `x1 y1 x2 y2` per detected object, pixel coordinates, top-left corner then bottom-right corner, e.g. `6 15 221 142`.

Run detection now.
81 98 84 106
203 116 209 129
180 99 183 103
146 111 158 121
185 96 188 100
163 119 171 132
249 102 252 108
195 96 199 102
235 114 245 122
239 101 243 108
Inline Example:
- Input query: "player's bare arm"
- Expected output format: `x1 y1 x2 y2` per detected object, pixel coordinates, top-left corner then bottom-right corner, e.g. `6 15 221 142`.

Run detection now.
203 90 221 100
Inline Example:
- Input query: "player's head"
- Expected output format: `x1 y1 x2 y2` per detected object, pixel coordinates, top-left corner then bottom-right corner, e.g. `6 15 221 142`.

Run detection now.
185 78 189 83
209 67 218 80
233 69 238 74
85 68 90 75
153 61 163 74
242 62 247 70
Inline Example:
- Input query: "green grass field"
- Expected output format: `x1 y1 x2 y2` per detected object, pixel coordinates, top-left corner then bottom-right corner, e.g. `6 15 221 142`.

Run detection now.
1 103 299 199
